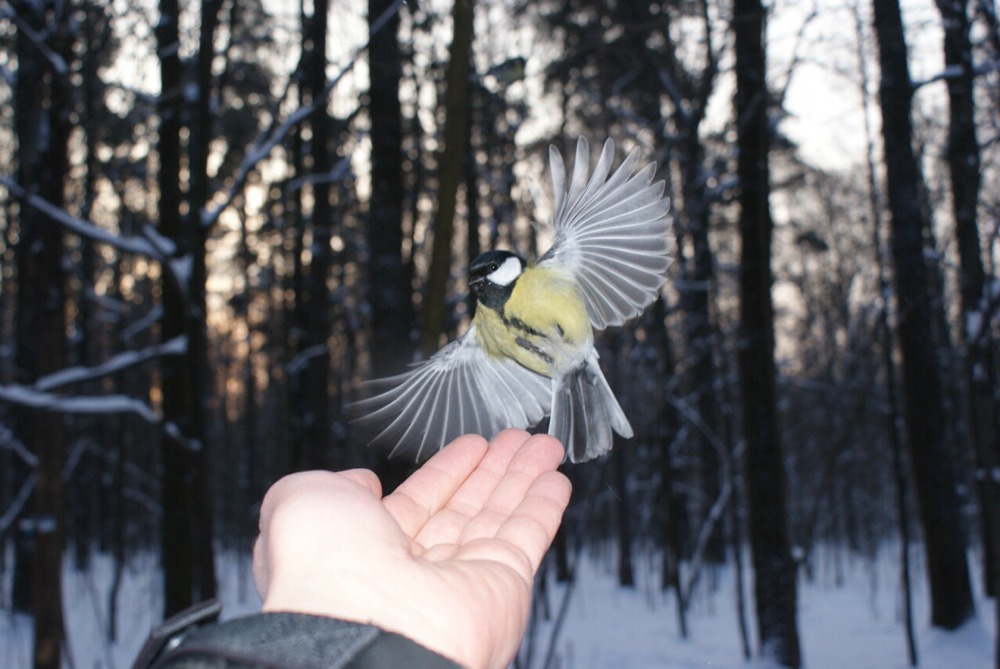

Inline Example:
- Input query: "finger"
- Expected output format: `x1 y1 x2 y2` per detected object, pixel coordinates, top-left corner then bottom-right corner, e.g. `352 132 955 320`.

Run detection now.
443 429 534 514
383 434 488 538
338 468 384 497
455 433 565 545
493 469 572 573
411 429 532 545
440 468 571 580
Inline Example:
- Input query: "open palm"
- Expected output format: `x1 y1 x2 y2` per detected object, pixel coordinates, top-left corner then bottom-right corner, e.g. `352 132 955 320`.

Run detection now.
253 430 572 669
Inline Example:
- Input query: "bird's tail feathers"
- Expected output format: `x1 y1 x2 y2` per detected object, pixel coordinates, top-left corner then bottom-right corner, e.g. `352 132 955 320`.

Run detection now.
550 355 633 463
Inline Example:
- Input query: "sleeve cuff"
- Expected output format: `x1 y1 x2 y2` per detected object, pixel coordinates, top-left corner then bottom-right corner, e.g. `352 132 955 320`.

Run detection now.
139 605 461 669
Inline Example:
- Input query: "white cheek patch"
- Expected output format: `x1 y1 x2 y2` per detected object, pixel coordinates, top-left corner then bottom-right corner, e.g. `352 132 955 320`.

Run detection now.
489 256 523 286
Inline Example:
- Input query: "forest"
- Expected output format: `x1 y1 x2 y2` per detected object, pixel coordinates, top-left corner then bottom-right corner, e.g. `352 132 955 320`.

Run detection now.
1 0 999 667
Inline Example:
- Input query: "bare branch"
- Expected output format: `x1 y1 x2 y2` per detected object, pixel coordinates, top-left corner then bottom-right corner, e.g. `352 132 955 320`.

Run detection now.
201 0 406 229
773 0 821 110
0 4 69 76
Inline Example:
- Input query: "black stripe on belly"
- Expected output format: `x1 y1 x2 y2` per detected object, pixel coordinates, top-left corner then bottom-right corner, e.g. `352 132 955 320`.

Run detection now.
499 308 545 338
515 336 554 365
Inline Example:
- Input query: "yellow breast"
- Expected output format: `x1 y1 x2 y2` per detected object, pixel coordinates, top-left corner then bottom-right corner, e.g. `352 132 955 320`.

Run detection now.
473 265 591 376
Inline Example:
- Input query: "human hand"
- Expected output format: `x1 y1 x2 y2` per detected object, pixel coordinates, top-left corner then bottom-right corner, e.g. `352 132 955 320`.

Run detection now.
253 429 572 669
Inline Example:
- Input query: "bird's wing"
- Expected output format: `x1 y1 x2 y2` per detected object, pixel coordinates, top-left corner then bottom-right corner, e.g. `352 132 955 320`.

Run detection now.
351 325 552 463
538 137 672 330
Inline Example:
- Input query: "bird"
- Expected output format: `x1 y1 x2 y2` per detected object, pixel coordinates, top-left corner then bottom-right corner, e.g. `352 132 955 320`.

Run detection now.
352 137 672 463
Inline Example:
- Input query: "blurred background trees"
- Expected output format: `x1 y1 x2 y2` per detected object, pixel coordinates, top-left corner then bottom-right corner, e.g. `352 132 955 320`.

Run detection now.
1 0 998 667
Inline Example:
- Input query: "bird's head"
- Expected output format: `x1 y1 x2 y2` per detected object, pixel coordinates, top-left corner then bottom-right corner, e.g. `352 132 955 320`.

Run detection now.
469 250 526 310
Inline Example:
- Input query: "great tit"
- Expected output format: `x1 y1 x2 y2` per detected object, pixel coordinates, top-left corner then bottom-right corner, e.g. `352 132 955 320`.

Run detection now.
353 137 672 463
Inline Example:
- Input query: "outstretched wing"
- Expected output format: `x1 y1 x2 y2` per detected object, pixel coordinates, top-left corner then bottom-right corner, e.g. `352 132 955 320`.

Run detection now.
351 326 552 463
538 137 672 330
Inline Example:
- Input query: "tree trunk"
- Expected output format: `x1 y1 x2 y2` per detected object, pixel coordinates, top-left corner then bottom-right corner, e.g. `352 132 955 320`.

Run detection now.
419 0 474 356
157 0 217 616
13 2 71 666
650 298 689 637
613 442 635 587
368 0 413 377
937 0 999 658
301 0 334 469
680 125 726 566
733 0 802 666
850 2 917 659
940 0 999 575
190 0 222 605
663 0 725 567
871 0 975 630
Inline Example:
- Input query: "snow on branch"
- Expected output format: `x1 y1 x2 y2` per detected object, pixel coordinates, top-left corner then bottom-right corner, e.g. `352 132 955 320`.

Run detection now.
0 384 159 424
284 152 355 194
286 343 329 376
35 336 187 391
122 306 165 342
0 423 38 467
0 472 38 539
0 177 171 260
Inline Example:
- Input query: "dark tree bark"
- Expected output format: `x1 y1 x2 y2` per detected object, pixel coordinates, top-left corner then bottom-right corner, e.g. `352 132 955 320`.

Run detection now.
613 443 635 587
667 0 726 566
938 0 1000 594
368 0 413 377
156 0 189 618
12 2 72 666
157 0 218 616
287 28 309 472
849 3 917 659
648 298 690 637
189 0 222 605
733 0 802 666
937 0 999 659
300 0 335 469
871 0 975 630
419 0 474 356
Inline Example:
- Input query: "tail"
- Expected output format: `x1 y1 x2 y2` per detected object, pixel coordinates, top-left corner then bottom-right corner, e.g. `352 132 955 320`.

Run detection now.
550 353 633 463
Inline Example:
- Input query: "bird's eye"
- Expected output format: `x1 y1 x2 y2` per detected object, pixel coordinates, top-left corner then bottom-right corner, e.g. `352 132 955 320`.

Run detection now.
490 263 498 271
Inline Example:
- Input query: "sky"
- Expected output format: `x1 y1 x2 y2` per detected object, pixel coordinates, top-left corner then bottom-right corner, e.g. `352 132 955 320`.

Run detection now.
775 0 946 171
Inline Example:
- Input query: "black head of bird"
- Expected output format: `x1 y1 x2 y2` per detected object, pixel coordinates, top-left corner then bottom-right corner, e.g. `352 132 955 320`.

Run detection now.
468 250 525 311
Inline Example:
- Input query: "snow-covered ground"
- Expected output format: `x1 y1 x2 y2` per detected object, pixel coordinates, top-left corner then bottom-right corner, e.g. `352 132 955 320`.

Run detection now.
1 545 994 668
528 548 994 668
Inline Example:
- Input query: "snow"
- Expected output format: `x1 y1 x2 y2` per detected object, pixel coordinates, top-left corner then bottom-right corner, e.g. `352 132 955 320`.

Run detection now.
530 549 994 669
0 177 166 260
0 385 160 424
966 311 983 342
36 337 187 391
1 546 993 668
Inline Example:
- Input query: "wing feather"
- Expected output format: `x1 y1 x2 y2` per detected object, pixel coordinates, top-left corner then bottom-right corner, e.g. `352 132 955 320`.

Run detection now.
351 326 551 462
540 137 672 330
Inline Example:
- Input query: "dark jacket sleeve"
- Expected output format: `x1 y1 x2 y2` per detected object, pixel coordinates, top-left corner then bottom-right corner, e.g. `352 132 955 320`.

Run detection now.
133 601 462 669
